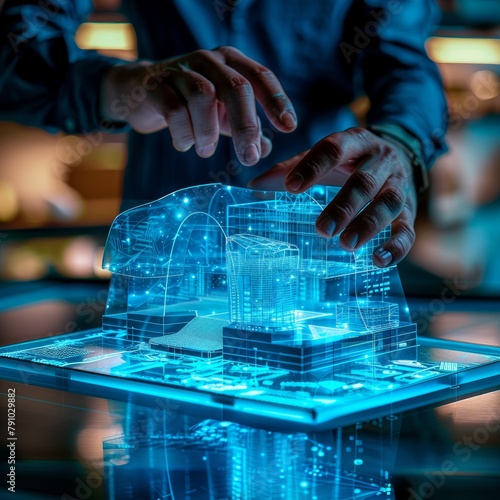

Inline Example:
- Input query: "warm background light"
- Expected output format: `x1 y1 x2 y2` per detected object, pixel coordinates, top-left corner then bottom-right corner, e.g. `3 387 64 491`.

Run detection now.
75 22 136 51
0 181 19 221
427 36 500 65
470 70 500 100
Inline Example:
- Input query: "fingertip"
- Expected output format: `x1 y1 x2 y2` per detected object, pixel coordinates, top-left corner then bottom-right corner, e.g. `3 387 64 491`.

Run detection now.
340 231 359 251
269 94 297 130
285 172 304 192
280 110 297 130
242 143 260 166
316 226 331 239
315 214 336 238
198 142 217 158
260 135 273 159
174 143 193 153
373 247 394 267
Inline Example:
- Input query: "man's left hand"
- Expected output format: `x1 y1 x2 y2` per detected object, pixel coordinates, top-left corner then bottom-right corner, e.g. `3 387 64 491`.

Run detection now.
249 127 418 268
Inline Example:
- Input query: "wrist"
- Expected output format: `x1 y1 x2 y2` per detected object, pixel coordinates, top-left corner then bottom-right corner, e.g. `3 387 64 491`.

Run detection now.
368 123 428 198
100 61 151 122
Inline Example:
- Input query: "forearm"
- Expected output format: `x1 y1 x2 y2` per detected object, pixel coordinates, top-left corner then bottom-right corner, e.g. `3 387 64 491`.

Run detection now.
350 0 448 167
0 0 128 133
100 61 157 124
364 57 448 168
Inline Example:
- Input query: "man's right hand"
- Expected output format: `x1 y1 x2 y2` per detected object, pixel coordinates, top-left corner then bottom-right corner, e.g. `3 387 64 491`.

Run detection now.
101 46 297 166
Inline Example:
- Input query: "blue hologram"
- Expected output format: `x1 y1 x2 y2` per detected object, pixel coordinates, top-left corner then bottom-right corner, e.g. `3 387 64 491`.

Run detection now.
103 415 399 499
100 183 416 378
0 183 498 430
226 234 299 330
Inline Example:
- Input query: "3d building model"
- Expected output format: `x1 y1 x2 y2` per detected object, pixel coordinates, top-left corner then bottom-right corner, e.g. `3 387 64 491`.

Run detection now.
101 183 416 381
1 183 497 430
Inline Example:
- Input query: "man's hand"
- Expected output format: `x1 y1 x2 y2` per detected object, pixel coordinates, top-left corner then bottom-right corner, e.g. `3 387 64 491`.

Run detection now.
249 127 418 267
101 46 296 166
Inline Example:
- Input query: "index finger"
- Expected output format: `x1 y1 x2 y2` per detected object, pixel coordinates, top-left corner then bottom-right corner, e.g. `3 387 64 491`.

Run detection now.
283 128 373 192
217 46 297 133
188 52 263 165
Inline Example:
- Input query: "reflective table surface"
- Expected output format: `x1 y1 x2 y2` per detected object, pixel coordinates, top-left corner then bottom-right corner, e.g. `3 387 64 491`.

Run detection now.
0 281 498 499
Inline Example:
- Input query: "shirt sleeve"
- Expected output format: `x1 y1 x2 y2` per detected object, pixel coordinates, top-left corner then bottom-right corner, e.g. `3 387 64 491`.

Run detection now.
344 0 448 167
0 0 129 134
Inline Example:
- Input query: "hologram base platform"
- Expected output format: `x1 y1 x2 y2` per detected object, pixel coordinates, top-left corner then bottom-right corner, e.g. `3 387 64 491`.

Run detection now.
0 329 498 431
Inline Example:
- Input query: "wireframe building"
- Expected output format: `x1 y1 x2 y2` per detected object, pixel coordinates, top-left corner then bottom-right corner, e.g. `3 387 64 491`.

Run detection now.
226 234 299 330
99 183 417 381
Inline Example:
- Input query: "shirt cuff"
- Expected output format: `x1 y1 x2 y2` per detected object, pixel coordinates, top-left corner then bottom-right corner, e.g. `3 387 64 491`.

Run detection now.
367 122 429 198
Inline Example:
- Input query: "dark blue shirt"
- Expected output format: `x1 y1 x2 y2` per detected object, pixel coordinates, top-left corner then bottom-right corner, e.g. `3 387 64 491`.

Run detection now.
0 0 447 206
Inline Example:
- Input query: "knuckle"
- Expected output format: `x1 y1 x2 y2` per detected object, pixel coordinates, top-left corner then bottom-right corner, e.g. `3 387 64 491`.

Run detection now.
390 223 416 257
303 160 324 179
163 100 186 116
322 135 345 161
234 121 259 137
388 239 407 260
352 170 379 197
249 65 275 81
392 167 407 182
215 45 239 57
347 126 370 141
379 188 405 214
226 76 252 95
379 144 399 164
189 78 216 99
195 49 211 59
193 49 215 64
331 203 355 224
399 221 416 245
405 198 417 218
199 127 219 140
175 128 194 143
357 213 379 235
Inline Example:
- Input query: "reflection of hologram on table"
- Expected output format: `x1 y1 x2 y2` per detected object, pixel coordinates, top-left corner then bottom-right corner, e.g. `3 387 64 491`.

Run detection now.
226 234 299 330
104 417 396 500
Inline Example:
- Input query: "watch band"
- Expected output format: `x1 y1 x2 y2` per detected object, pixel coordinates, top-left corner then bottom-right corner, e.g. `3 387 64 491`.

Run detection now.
367 123 429 198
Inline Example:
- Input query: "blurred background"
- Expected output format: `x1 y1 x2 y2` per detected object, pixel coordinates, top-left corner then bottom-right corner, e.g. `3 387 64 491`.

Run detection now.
0 0 499 298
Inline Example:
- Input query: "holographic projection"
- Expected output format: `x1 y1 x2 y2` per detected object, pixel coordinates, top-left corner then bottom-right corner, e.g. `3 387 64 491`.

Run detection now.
104 416 398 500
0 184 498 429
101 183 417 380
